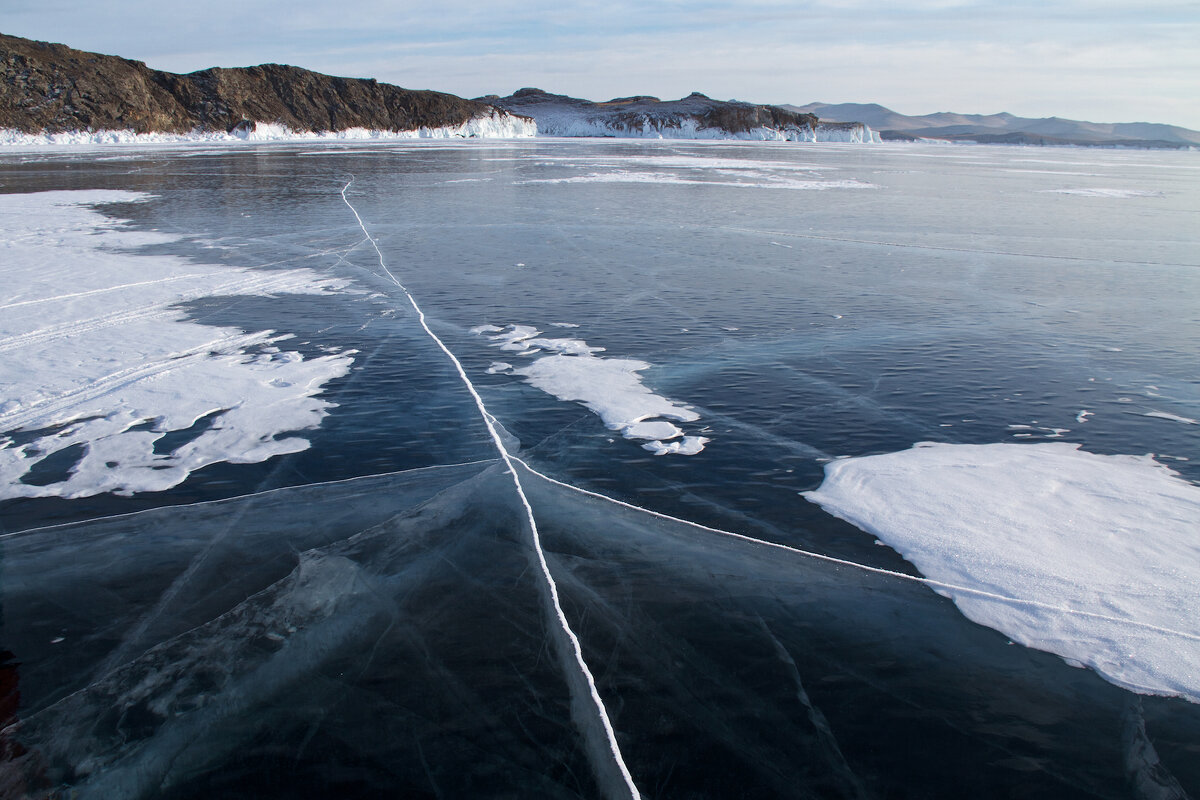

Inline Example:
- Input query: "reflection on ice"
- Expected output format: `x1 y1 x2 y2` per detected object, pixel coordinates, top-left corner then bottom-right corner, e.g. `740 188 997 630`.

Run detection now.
1041 188 1164 198
517 171 877 191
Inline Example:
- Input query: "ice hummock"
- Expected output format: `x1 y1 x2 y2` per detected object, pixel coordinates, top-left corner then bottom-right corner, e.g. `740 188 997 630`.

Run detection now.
803 441 1200 703
0 191 355 499
513 152 877 191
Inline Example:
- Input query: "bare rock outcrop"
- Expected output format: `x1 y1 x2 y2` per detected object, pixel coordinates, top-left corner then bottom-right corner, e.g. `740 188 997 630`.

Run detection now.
0 32 515 135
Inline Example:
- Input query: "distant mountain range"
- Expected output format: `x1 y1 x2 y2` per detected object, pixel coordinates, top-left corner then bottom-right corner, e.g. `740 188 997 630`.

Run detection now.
786 102 1200 149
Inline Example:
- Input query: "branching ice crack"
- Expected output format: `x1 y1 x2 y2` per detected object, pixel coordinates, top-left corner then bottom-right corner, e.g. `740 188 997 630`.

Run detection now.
340 179 642 800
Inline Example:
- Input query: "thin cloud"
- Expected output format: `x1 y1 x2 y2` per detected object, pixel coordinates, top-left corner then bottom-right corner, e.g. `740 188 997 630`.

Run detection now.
4 0 1198 128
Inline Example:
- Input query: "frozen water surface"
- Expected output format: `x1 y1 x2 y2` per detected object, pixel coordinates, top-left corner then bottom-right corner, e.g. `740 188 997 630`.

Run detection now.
1 139 1199 798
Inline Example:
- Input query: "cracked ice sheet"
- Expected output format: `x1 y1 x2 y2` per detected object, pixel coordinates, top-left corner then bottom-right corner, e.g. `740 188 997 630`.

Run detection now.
803 441 1200 703
0 190 355 499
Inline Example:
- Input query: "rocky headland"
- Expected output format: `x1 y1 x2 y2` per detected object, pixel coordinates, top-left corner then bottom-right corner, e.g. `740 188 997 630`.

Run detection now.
0 32 533 139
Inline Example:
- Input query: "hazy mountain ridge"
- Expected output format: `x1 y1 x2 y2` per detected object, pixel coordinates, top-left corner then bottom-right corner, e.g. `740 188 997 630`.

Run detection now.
788 102 1200 149
0 32 529 137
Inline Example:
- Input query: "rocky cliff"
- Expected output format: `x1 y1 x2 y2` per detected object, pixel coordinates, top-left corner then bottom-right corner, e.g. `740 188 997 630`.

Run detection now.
481 88 879 142
0 32 531 137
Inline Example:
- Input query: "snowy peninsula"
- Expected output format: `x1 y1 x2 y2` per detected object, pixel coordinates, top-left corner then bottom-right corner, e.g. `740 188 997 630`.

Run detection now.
481 88 881 142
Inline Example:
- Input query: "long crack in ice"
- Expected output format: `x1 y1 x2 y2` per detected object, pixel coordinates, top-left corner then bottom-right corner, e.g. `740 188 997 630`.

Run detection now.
340 180 641 800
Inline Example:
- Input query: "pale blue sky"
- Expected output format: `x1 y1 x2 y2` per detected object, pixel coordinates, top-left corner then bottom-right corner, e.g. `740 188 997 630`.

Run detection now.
5 0 1199 128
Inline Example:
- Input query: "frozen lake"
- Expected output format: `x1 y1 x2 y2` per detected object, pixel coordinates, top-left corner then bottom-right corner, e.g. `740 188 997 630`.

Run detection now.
1 139 1198 798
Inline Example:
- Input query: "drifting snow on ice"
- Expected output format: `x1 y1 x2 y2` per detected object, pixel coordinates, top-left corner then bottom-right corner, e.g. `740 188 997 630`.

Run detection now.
515 152 878 191
476 324 708 455
803 441 1200 703
0 191 355 499
518 172 877 190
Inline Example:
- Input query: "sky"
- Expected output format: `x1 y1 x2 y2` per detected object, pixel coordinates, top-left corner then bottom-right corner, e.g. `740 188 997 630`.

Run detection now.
5 0 1200 129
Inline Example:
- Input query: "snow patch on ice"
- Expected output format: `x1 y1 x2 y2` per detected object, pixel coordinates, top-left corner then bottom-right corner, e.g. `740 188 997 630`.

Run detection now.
1145 411 1198 425
515 354 699 433
0 191 355 499
1041 188 1164 198
1007 422 1069 439
803 441 1200 703
642 436 709 456
474 324 706 455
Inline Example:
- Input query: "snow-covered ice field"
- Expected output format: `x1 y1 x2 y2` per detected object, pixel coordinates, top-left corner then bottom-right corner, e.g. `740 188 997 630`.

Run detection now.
1 139 1198 799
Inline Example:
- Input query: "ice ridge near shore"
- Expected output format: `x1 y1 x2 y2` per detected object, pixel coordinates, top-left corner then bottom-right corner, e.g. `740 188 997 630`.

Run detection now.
526 115 880 143
485 88 881 143
0 111 536 147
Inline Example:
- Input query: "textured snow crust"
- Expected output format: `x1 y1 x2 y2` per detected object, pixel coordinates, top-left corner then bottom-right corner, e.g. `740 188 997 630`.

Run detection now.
474 324 708 455
804 441 1200 703
0 191 355 499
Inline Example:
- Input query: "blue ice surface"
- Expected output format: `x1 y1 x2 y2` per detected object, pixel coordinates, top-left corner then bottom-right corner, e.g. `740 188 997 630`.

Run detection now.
1 140 1199 798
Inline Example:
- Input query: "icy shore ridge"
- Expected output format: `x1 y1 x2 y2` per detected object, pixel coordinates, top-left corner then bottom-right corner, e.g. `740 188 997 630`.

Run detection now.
0 191 356 499
0 110 537 146
804 441 1200 703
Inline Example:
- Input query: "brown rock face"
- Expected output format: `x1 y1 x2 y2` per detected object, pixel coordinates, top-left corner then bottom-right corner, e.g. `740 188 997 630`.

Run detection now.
0 32 504 135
